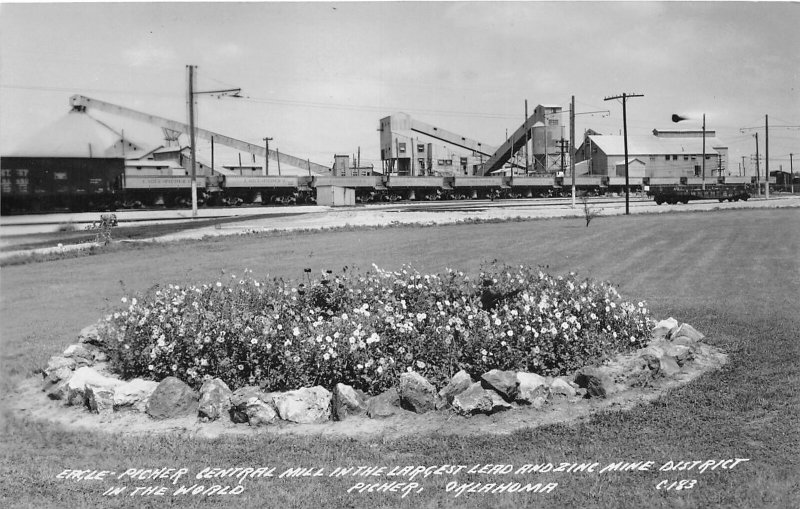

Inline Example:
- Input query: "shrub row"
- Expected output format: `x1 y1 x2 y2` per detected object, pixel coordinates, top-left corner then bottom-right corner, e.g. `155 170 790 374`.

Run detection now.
101 262 653 395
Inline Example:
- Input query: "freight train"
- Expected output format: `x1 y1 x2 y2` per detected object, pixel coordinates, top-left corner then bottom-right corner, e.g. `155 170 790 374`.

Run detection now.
0 162 755 215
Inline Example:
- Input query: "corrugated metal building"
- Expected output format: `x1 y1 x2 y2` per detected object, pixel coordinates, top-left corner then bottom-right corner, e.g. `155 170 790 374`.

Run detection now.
575 129 728 178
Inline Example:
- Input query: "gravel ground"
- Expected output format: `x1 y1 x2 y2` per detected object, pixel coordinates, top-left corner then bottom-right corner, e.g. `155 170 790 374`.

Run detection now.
154 195 800 242
1 195 797 261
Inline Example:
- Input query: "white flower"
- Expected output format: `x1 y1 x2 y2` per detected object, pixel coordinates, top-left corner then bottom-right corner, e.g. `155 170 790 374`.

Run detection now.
416 360 426 369
251 338 258 345
121 297 127 303
507 330 514 337
292 326 300 337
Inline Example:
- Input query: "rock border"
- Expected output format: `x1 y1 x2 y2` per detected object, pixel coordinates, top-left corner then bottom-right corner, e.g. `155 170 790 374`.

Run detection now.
12 317 724 438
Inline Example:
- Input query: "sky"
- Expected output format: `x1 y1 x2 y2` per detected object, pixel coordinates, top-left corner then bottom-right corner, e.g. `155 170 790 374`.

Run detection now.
1 1 798 175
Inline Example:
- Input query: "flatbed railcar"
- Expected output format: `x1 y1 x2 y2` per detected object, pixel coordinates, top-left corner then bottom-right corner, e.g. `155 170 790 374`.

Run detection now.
646 177 752 205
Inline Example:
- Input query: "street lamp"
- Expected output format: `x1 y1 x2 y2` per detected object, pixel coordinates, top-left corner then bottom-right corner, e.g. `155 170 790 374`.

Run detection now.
187 64 241 218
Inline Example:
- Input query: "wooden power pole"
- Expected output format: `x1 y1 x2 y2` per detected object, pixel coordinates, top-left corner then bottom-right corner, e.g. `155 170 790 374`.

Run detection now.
604 92 644 215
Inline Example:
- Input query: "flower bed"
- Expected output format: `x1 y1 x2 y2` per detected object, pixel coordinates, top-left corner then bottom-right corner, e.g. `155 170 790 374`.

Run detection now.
99 262 653 396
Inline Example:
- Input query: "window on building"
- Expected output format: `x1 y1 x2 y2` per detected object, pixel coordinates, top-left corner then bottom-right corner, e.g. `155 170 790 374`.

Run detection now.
460 157 468 167
417 144 425 153
398 142 406 153
54 172 68 180
665 155 670 161
437 159 445 165
445 159 453 166
548 119 559 126
418 159 425 169
684 155 689 160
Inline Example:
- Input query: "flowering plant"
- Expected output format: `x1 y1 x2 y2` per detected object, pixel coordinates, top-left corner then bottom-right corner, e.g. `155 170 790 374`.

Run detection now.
101 263 653 394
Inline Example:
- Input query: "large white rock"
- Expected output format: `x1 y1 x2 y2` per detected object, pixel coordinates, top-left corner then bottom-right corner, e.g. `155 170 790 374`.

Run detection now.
332 383 368 421
273 386 332 424
113 378 159 411
652 317 679 339
49 366 124 406
516 372 548 407
437 370 473 409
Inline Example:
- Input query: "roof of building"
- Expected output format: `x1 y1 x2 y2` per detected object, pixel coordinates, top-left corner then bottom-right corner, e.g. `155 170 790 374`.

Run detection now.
587 134 727 156
5 110 154 158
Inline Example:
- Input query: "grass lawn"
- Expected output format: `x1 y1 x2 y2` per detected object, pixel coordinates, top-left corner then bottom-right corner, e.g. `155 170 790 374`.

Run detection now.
1 208 798 508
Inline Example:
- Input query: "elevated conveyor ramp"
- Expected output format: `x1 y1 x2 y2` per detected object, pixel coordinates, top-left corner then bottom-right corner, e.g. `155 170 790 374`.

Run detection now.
70 95 332 176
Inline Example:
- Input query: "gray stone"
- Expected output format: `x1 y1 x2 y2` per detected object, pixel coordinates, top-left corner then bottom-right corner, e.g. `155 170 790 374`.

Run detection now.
113 378 159 412
437 370 473 409
42 366 73 392
43 356 77 377
398 372 437 413
652 317 679 339
48 366 123 405
663 344 693 367
516 372 548 405
332 383 368 421
198 378 233 421
244 397 278 426
145 376 199 420
659 356 682 377
550 377 577 398
231 386 265 408
85 384 115 414
452 382 494 416
273 386 332 424
575 367 614 399
480 369 519 402
672 335 698 348
672 323 705 342
640 353 662 373
366 388 400 419
229 386 272 424
78 322 105 346
487 390 513 413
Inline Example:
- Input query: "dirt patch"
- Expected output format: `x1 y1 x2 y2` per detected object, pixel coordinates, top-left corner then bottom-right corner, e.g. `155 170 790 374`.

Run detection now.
4 343 727 440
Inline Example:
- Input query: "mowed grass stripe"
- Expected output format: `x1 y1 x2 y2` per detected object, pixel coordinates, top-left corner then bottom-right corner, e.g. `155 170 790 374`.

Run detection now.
0 207 798 508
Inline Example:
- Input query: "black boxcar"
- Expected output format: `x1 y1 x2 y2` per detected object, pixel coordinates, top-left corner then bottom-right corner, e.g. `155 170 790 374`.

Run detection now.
1 156 124 214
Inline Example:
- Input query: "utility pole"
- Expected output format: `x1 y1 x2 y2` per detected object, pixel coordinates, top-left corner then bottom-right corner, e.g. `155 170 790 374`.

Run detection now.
741 155 746 177
605 92 644 215
263 137 272 176
570 95 576 207
525 100 530 174
765 115 770 199
702 114 706 190
755 133 760 196
185 64 241 216
790 153 794 194
187 65 198 218
276 148 282 175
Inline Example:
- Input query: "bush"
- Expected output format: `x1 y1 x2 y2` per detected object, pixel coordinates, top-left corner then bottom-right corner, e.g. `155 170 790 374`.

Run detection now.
100 263 653 394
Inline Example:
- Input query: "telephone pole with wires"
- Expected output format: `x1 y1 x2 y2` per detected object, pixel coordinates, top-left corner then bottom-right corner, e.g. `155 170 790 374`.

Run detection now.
604 92 644 215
